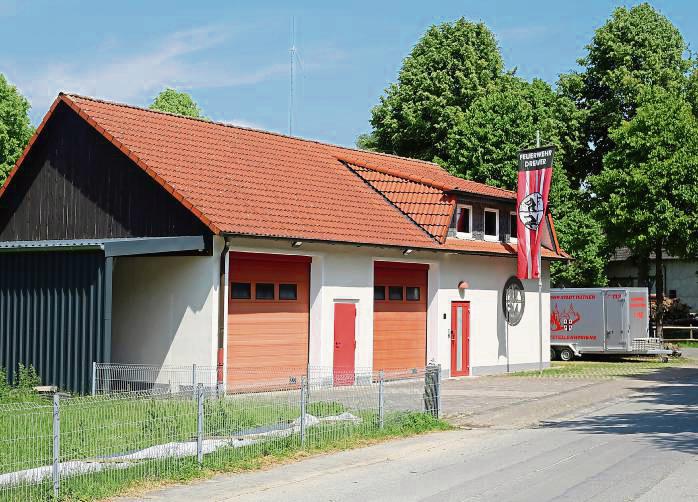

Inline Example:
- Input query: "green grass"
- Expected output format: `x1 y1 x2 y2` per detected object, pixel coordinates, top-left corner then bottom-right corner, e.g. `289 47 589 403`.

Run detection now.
509 356 691 378
677 340 698 348
2 409 450 501
0 394 304 477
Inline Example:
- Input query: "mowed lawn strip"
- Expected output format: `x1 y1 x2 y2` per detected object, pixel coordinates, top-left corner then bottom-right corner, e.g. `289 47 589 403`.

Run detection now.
508 356 691 379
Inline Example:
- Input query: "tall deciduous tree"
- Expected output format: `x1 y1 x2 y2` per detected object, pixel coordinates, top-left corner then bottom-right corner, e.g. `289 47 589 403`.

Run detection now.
446 75 606 286
562 3 691 185
364 19 607 286
0 75 33 186
369 18 502 162
150 88 205 119
590 87 698 334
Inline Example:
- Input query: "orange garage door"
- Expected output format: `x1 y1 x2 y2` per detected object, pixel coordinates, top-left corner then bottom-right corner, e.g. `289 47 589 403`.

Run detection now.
373 262 428 370
227 252 310 387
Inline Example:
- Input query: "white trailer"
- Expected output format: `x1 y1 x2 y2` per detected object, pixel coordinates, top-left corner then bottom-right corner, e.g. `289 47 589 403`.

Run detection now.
550 288 671 361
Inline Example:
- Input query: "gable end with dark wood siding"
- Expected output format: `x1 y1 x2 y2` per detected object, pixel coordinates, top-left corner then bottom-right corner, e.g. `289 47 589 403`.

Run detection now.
0 101 211 243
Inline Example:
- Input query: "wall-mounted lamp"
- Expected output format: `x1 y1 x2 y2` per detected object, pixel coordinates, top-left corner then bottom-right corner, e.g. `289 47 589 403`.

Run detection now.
458 280 469 290
292 241 303 248
403 248 413 255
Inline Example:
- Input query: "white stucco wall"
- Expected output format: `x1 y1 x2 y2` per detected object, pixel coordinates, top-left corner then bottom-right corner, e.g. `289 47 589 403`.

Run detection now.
436 254 549 375
665 261 698 310
608 259 698 310
111 236 223 369
227 238 551 377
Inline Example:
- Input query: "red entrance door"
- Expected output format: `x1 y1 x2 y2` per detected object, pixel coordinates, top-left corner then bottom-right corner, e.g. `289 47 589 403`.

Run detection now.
450 302 470 376
333 303 356 386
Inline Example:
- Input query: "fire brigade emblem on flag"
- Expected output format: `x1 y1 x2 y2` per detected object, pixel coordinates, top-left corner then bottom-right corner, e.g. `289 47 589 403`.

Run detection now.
518 192 544 230
516 145 554 280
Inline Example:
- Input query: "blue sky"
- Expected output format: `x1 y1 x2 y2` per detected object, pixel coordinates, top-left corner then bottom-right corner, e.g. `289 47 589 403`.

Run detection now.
1 1 696 147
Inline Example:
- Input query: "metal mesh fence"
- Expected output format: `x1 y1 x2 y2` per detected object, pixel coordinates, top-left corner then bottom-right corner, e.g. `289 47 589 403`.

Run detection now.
93 363 218 395
0 365 440 501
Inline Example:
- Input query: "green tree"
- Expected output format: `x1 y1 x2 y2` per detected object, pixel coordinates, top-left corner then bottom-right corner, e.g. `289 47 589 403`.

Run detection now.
355 132 379 151
364 18 607 287
590 87 698 334
149 88 205 118
446 76 606 286
562 3 691 185
369 18 502 162
0 75 33 186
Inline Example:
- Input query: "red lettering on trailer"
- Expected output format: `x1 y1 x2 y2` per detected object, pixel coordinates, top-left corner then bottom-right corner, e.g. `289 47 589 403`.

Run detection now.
551 335 598 340
551 295 596 300
634 311 644 318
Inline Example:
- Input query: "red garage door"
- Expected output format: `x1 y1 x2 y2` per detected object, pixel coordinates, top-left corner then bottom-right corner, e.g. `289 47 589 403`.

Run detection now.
373 262 428 370
227 252 310 388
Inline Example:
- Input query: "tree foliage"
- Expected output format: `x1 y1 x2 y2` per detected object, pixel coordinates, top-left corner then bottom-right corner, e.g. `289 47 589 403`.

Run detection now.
591 88 698 261
591 87 698 329
364 19 606 286
149 88 205 119
0 75 33 186
562 3 691 184
369 18 502 161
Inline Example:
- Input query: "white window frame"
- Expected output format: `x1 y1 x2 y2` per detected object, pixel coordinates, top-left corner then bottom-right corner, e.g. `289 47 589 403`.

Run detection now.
509 211 518 243
484 208 499 241
455 204 472 239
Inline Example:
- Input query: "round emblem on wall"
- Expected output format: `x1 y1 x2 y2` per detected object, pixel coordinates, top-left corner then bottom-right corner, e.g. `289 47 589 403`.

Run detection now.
502 276 525 326
518 192 544 230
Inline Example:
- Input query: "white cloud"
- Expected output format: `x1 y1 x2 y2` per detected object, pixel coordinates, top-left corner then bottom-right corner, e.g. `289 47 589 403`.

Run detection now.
13 24 288 116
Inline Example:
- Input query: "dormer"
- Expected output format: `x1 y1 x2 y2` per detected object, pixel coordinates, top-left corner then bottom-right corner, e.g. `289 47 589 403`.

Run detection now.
449 196 517 243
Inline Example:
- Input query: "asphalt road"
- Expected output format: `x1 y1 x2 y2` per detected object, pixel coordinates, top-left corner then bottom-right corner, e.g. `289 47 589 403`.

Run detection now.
130 367 698 502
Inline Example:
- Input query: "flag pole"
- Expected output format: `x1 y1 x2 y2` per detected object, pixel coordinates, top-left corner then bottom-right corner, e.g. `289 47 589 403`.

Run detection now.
536 131 543 375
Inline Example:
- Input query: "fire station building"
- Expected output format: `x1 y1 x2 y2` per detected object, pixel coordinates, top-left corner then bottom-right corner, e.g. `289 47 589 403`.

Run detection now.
0 94 567 393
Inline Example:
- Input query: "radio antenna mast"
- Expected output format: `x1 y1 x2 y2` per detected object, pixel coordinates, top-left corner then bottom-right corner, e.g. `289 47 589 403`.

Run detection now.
289 17 296 136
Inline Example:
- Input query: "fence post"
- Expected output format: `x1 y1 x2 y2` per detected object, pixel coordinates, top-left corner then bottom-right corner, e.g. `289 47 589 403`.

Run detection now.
52 393 60 499
300 376 307 447
378 370 385 429
436 364 442 419
196 383 204 465
423 364 439 417
91 362 97 396
192 364 197 399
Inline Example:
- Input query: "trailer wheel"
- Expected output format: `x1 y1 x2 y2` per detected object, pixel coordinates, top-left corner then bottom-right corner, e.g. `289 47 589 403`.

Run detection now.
559 347 574 362
550 347 557 361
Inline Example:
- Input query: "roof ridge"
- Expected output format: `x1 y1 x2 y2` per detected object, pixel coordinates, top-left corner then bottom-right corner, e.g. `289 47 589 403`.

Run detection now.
340 155 516 197
59 92 444 168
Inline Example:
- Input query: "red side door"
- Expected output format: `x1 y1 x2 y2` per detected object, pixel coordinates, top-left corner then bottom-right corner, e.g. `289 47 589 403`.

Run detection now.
333 303 356 386
450 302 470 376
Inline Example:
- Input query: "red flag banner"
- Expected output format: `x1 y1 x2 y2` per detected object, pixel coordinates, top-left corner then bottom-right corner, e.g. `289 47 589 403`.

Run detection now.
516 146 555 280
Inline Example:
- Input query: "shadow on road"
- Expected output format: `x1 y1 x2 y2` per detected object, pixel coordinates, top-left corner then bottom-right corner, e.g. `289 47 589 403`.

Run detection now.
542 366 698 454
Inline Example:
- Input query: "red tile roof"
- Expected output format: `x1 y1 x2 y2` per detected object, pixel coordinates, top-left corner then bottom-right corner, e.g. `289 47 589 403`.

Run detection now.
346 161 454 242
1 94 566 260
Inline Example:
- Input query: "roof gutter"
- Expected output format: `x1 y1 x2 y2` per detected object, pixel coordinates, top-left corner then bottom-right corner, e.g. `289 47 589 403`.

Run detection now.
222 233 568 261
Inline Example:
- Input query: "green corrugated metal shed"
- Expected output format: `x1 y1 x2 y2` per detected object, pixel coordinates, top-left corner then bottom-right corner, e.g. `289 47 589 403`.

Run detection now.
0 250 109 394
0 236 205 394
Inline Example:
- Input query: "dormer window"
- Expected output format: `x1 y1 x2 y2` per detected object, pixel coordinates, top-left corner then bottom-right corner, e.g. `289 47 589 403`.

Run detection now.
509 211 518 242
455 204 472 239
484 208 499 241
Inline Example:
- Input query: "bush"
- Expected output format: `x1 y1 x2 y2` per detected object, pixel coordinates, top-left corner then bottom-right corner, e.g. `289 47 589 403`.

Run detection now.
0 364 43 403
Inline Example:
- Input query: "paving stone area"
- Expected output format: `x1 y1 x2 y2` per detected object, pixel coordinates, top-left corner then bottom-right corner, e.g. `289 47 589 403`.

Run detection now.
440 375 601 420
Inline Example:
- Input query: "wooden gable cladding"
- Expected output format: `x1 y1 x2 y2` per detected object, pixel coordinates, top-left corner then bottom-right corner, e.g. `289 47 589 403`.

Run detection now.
373 261 428 371
227 252 311 388
0 102 210 242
